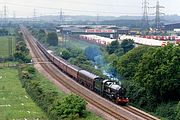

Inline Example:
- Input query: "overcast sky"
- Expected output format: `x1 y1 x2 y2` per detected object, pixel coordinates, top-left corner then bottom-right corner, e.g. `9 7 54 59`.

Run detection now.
0 0 179 17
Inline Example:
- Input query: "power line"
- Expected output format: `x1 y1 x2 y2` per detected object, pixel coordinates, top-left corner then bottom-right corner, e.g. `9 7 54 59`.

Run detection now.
61 0 137 7
3 5 7 26
33 8 37 22
96 14 100 25
154 1 164 30
141 0 149 30
0 1 138 9
59 9 63 25
0 2 141 16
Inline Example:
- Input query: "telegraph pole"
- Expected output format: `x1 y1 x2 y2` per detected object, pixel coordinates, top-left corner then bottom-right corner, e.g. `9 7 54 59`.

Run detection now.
33 8 36 22
96 14 99 25
59 9 63 25
0 11 2 26
59 9 66 46
13 11 16 23
13 11 16 19
3 5 7 26
154 1 164 30
8 37 13 57
141 0 149 30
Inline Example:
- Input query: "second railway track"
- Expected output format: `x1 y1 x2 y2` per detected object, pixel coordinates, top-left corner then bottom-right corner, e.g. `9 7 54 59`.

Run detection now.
21 26 160 120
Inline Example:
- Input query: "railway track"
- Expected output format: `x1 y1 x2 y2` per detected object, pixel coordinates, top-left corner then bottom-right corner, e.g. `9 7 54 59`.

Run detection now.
21 26 160 120
123 106 159 120
21 27 127 120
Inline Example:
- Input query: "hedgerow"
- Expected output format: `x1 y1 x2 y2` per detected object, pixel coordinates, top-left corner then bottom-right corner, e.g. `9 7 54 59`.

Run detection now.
18 64 87 120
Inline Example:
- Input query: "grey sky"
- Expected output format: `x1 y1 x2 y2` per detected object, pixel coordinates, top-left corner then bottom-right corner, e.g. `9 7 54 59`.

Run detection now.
0 0 179 17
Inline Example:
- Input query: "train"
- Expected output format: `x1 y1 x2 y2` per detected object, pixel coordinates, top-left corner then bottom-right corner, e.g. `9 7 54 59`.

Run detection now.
36 40 129 105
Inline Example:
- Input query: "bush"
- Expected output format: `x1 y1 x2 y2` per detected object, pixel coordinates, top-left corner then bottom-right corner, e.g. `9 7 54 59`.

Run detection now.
14 32 32 63
47 32 58 46
176 101 180 120
18 65 87 120
49 94 87 120
61 49 71 60
26 65 36 74
155 102 177 120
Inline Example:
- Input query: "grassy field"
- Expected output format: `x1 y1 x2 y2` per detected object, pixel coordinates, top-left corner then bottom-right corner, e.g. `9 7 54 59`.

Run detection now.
0 68 48 120
0 36 16 58
58 36 99 50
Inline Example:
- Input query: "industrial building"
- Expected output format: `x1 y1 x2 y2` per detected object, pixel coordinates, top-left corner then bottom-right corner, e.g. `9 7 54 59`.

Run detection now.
56 25 130 39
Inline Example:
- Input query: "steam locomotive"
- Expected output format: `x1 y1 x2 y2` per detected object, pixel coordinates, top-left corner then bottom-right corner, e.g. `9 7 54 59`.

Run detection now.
36 41 129 105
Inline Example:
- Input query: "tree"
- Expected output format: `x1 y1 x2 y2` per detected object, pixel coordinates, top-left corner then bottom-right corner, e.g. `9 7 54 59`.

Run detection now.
120 39 135 53
14 40 31 63
106 40 120 54
134 45 180 102
61 49 71 60
116 46 153 79
50 94 87 119
0 29 9 36
176 101 180 120
47 32 58 46
68 48 82 58
16 41 29 54
106 40 132 56
38 29 46 42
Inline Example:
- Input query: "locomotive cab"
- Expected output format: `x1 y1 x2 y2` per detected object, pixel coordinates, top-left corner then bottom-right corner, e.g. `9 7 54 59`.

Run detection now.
103 80 129 105
116 87 129 105
103 80 120 99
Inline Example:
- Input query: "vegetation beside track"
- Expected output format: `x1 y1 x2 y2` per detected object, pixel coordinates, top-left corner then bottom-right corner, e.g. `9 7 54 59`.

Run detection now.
107 44 180 120
54 31 180 120
0 67 48 120
29 27 180 119
13 30 31 63
20 27 102 120
18 64 102 120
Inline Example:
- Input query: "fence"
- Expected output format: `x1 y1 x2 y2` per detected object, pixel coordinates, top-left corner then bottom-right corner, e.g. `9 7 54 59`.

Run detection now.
0 63 17 68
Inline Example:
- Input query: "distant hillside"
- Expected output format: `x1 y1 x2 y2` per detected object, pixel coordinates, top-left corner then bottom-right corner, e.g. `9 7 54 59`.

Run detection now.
11 15 180 26
100 19 141 28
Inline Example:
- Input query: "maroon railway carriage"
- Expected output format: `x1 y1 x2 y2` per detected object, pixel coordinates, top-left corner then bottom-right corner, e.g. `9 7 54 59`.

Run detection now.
57 58 68 72
77 70 99 90
66 64 81 79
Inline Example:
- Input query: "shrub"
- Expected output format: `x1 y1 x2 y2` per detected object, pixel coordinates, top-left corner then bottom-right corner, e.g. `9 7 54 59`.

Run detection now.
49 94 87 120
176 101 180 120
155 102 177 120
19 65 87 120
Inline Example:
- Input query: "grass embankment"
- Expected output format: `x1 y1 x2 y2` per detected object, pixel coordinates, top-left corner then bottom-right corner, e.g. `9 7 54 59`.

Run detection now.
0 36 15 58
19 64 102 120
0 67 47 120
38 73 102 120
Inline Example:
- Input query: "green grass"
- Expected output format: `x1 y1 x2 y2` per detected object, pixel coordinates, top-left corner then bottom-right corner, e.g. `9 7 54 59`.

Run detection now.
0 36 16 58
0 67 48 120
34 69 102 120
58 36 99 50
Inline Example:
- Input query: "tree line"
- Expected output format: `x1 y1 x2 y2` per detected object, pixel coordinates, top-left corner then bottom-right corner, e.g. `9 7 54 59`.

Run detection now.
13 30 31 63
106 43 180 119
30 27 180 119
